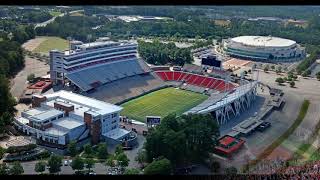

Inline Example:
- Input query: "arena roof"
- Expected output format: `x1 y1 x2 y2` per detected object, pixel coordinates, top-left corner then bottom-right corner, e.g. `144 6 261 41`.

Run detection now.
231 36 296 47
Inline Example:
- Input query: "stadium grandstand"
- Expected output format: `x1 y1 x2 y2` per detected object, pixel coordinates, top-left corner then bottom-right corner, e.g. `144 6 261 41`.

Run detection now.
49 38 165 104
155 71 236 92
50 39 151 92
155 70 258 125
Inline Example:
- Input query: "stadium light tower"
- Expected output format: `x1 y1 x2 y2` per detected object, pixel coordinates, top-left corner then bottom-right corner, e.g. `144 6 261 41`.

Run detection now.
87 34 92 47
67 36 72 50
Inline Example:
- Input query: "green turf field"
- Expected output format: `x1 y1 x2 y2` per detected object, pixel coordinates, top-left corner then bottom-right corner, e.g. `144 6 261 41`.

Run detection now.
120 87 208 122
33 37 69 54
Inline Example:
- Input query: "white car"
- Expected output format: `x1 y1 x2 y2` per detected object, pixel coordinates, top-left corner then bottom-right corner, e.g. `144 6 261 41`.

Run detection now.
64 160 68 166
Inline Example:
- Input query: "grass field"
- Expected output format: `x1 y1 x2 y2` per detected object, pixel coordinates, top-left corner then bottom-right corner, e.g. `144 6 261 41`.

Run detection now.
49 11 62 17
120 87 208 122
70 12 85 16
33 37 69 54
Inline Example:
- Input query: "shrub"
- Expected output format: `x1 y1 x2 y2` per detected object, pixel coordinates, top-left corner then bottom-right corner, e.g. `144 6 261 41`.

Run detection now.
6 144 37 154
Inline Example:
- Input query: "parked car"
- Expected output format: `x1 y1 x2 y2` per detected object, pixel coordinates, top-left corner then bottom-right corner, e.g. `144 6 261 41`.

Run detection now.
256 122 271 132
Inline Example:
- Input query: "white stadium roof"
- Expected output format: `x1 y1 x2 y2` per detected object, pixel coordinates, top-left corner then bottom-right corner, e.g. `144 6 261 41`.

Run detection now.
231 36 296 47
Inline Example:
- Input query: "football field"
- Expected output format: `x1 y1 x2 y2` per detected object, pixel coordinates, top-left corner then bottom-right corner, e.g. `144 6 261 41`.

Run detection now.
120 87 208 122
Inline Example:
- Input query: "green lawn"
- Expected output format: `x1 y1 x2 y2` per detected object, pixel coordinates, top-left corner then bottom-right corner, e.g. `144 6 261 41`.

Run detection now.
49 11 62 17
33 37 69 54
120 87 208 122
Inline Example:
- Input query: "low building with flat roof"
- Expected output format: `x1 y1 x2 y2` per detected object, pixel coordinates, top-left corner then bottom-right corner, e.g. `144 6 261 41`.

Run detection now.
14 90 133 147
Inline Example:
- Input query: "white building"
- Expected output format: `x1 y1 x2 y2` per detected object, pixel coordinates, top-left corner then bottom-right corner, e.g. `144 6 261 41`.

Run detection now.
223 36 305 62
14 90 134 146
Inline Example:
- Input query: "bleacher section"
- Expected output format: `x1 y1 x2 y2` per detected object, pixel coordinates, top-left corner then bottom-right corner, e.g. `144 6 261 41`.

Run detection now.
87 73 166 104
155 71 236 92
66 59 145 92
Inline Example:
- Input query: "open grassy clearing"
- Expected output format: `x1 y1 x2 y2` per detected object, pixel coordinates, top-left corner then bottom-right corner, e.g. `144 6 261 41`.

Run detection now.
70 12 85 16
33 36 69 54
49 11 62 17
120 87 208 122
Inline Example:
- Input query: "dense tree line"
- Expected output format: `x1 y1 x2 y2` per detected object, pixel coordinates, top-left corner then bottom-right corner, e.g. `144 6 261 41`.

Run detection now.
35 15 106 42
199 6 320 20
20 11 53 23
0 7 54 23
82 6 205 20
138 40 192 66
144 113 219 169
0 20 36 44
0 20 35 135
34 12 320 46
296 47 320 74
0 41 25 77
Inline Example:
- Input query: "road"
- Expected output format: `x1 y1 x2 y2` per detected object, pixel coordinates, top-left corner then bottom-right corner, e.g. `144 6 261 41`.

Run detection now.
34 10 84 29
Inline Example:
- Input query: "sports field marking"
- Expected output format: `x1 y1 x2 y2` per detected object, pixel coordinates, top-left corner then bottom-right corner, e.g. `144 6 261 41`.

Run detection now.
120 87 208 122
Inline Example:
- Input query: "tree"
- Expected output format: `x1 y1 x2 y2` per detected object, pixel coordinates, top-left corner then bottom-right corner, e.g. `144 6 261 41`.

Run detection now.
96 143 108 159
9 161 24 175
71 156 84 174
47 154 62 174
35 161 46 174
264 65 269 72
135 149 147 165
124 168 141 175
271 65 275 70
106 155 115 167
83 143 93 156
211 161 220 173
27 73 35 83
84 158 95 172
144 158 172 175
0 147 5 159
115 144 124 156
316 72 320 81
0 163 9 175
225 166 237 175
302 71 308 77
145 114 219 166
116 152 130 168
275 77 285 85
290 81 295 88
67 140 77 157
277 66 282 73
252 63 257 70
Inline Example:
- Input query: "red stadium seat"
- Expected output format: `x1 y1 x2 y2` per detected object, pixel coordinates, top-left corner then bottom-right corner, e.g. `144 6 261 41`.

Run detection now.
177 72 187 81
156 71 235 92
156 71 167 81
201 77 212 87
165 71 174 81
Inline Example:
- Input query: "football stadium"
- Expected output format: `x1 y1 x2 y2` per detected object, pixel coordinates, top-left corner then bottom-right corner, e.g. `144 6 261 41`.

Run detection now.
49 37 258 127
